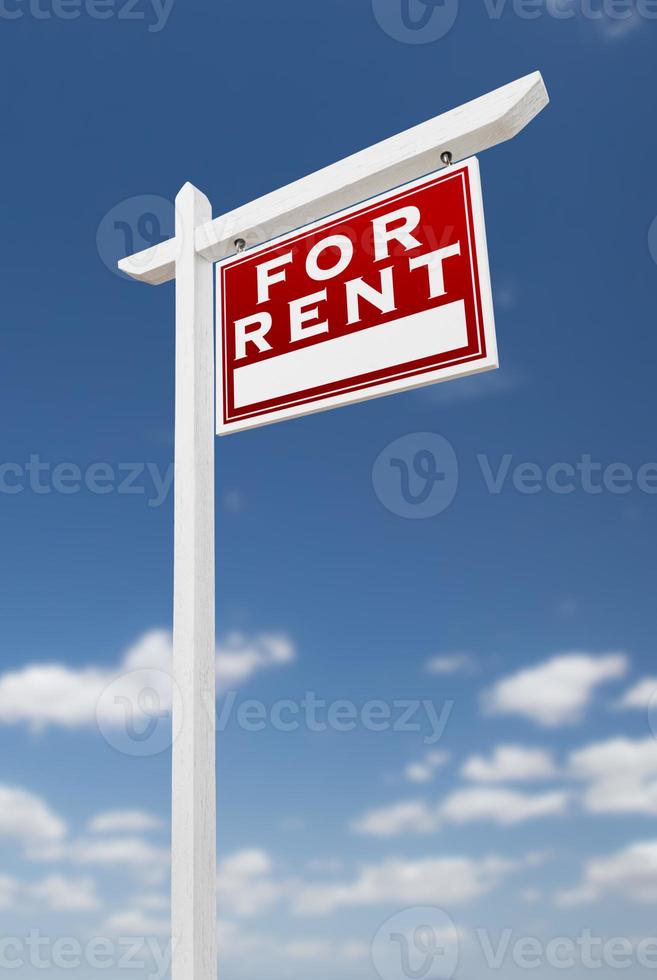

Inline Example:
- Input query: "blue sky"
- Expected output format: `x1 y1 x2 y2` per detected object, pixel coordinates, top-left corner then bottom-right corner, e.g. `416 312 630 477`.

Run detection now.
2 0 657 978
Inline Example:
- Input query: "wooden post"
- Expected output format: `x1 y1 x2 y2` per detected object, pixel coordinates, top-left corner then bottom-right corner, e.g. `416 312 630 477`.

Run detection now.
172 182 216 980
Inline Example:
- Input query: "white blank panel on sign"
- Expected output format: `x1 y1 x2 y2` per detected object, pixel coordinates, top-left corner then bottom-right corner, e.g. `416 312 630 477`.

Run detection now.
233 301 468 409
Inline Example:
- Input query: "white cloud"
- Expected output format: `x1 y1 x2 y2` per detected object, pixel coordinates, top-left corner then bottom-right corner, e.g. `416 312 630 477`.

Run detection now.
462 745 557 783
425 367 520 403
132 892 169 911
294 854 517 915
0 631 168 732
217 849 289 918
483 653 628 726
0 873 100 913
555 884 598 907
440 787 568 825
568 736 657 815
215 845 514 925
617 677 657 711
208 921 369 966
338 941 370 960
569 736 657 780
221 849 273 878
103 903 366 969
544 0 645 40
277 940 332 961
353 786 567 837
29 875 101 911
0 875 19 910
405 751 450 784
272 938 368 962
101 891 170 936
556 840 657 906
596 9 644 40
462 734 657 824
30 836 170 875
0 629 295 732
352 801 438 837
70 836 170 868
305 858 343 875
88 810 164 835
103 909 170 935
0 665 111 730
425 654 476 676
0 785 66 845
216 633 295 685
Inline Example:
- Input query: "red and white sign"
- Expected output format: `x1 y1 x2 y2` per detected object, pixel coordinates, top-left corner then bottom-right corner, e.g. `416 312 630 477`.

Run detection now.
216 157 497 434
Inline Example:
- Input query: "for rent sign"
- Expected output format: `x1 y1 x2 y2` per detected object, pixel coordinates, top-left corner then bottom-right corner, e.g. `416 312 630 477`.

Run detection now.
216 158 497 434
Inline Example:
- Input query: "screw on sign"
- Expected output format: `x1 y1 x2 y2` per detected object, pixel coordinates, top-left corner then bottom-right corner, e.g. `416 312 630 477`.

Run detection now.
216 158 497 434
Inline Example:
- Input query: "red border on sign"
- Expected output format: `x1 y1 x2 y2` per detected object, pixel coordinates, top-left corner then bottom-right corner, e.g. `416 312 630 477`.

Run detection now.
220 165 487 427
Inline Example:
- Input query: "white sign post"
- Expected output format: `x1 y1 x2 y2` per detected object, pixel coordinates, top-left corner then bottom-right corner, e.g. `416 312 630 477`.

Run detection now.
118 71 548 980
171 184 216 980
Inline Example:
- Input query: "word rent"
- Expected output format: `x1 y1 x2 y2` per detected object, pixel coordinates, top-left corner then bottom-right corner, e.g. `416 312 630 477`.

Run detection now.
236 209 460 357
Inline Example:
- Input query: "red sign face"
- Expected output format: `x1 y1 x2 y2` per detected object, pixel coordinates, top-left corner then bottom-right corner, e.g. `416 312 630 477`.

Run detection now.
216 157 497 434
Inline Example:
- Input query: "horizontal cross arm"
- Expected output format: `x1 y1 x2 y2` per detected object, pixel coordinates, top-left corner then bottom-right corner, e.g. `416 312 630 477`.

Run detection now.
118 71 548 285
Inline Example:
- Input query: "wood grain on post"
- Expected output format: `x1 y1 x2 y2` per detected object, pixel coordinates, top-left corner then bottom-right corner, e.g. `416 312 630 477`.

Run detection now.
172 182 216 980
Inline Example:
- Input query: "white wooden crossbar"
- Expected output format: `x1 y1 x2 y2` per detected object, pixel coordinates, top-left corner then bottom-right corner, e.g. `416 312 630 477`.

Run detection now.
118 71 548 285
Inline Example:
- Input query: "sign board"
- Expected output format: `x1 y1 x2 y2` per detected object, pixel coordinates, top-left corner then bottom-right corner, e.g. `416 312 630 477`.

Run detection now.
216 157 497 434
